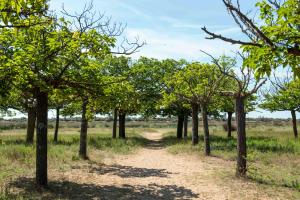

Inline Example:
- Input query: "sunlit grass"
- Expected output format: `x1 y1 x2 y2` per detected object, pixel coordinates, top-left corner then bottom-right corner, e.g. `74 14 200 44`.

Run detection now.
162 124 300 192
0 127 148 187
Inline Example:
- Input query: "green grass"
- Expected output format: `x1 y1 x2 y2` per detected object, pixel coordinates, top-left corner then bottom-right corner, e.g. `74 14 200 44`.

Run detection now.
0 119 178 132
0 128 148 187
162 125 300 192
0 120 299 198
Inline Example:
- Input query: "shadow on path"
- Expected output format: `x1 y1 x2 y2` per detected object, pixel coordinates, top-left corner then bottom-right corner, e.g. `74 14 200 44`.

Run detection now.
8 177 199 200
141 132 167 150
72 163 172 178
144 139 165 150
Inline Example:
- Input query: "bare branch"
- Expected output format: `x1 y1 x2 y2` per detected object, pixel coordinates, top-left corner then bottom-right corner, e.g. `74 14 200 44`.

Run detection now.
200 50 241 84
249 78 267 95
61 1 145 56
201 27 262 47
111 37 146 55
202 0 300 57
222 0 275 48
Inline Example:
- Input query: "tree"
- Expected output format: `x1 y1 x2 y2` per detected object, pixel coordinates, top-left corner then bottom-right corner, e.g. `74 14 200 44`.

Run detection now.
217 58 257 139
0 0 49 100
159 59 192 140
260 76 300 138
96 56 133 139
0 87 37 143
165 62 225 155
202 0 300 76
204 53 266 177
219 96 235 138
0 0 48 28
5 3 141 186
160 95 190 139
109 80 140 139
49 88 73 143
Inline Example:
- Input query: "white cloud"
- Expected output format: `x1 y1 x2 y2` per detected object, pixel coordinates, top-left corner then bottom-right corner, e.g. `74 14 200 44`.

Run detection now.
123 28 239 61
159 16 241 36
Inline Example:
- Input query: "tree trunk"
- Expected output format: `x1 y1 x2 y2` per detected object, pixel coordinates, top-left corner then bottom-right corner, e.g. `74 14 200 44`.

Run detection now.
202 105 210 156
291 110 298 138
119 113 126 139
53 107 60 143
176 113 184 139
112 109 118 138
26 107 36 144
191 103 199 145
36 90 48 186
227 111 233 138
183 113 188 139
235 96 247 177
79 99 88 159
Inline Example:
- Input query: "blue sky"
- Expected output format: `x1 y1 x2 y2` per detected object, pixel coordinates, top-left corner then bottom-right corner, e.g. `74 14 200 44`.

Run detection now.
46 0 295 119
50 0 255 60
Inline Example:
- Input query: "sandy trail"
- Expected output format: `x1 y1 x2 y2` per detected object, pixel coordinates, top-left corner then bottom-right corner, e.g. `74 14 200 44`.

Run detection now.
12 131 294 199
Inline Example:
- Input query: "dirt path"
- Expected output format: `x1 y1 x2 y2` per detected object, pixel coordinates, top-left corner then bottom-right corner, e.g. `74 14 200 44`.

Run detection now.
13 131 294 199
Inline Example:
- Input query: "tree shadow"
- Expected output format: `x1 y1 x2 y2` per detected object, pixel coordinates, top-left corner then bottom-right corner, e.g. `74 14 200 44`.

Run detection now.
8 177 199 200
160 135 193 148
79 163 172 178
143 139 165 150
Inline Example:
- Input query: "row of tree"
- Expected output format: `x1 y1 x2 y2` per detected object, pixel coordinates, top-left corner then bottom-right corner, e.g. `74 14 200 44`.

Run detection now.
0 0 144 186
0 0 299 187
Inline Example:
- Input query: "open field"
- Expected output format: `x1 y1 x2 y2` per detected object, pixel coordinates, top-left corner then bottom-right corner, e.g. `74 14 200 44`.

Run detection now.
0 119 299 199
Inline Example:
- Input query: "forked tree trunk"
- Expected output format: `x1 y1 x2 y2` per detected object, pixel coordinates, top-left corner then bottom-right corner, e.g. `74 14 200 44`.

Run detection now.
79 99 88 159
176 113 184 139
191 103 199 145
53 107 60 142
26 107 36 144
291 110 298 138
36 90 48 186
227 111 233 138
235 96 247 177
202 105 210 156
112 109 118 138
119 113 126 139
183 113 188 139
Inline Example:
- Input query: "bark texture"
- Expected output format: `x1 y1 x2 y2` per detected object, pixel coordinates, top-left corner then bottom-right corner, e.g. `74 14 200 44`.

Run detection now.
53 107 60 142
191 103 199 145
291 110 298 138
183 113 188 139
79 99 88 159
26 107 36 144
202 105 210 156
119 113 126 139
235 96 247 177
227 112 233 138
176 113 184 139
112 109 118 138
36 90 48 186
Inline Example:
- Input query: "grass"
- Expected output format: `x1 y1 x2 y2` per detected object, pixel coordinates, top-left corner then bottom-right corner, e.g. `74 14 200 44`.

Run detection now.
0 119 178 132
161 123 300 194
0 127 149 188
0 120 299 199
